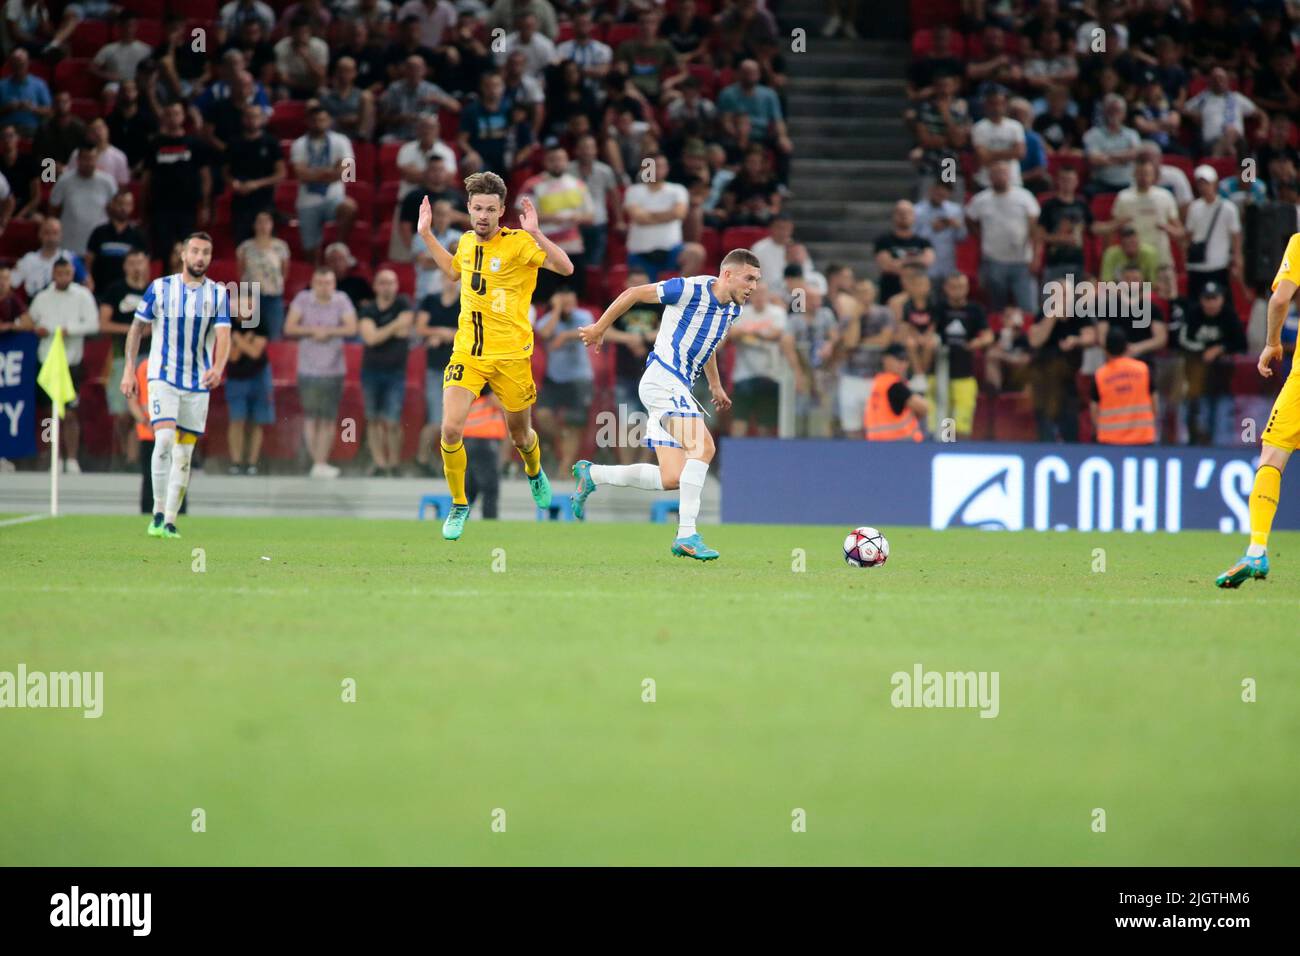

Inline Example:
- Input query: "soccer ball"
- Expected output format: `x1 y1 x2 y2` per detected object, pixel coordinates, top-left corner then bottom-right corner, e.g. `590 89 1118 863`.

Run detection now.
843 527 889 568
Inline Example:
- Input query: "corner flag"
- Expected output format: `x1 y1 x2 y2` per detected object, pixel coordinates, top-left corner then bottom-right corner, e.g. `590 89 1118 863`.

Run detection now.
37 327 76 419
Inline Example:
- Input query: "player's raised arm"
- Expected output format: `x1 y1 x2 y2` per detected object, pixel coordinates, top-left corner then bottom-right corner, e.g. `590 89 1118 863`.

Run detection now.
416 196 459 280
1259 277 1296 377
519 197 574 276
579 282 662 351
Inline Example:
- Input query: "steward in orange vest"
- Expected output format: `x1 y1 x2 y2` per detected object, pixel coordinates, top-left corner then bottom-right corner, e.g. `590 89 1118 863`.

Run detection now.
463 388 506 518
1091 328 1156 445
463 393 508 439
864 345 928 442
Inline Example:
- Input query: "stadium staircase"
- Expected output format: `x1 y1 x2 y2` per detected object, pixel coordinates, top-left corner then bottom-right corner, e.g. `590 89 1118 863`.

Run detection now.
780 0 914 281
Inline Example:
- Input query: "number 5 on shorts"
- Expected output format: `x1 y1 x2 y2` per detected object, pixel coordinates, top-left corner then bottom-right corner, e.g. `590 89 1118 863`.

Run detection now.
152 398 160 416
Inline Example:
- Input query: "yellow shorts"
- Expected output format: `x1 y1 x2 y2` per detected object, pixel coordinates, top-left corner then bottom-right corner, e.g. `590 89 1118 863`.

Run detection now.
926 375 979 435
442 351 537 413
1261 366 1300 451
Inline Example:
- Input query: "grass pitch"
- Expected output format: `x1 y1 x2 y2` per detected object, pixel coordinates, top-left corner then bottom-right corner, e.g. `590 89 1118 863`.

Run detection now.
1 515 1297 866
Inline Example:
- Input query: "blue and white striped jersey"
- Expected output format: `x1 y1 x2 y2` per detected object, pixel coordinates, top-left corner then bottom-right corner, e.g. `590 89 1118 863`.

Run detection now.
136 274 232 392
648 275 744 386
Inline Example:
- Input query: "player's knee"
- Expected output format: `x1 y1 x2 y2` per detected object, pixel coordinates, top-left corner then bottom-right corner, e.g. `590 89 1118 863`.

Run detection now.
509 423 531 446
441 423 464 445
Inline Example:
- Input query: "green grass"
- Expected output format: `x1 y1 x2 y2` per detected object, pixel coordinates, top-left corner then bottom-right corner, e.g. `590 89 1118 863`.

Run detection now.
2 515 1298 866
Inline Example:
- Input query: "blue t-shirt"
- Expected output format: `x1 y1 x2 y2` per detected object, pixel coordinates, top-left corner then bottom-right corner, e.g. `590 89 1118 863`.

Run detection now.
0 74 52 133
716 83 783 139
462 99 511 175
543 307 594 384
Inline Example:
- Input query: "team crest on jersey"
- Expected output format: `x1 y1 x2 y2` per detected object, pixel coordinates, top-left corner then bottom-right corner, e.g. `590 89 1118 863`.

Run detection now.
489 257 501 272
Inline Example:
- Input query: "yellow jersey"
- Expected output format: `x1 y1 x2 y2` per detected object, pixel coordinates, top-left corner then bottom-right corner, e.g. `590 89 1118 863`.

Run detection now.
450 226 547 360
1272 233 1300 291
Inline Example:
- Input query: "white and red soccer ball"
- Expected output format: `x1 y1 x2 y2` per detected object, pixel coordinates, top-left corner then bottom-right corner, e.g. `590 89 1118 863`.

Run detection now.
843 527 889 568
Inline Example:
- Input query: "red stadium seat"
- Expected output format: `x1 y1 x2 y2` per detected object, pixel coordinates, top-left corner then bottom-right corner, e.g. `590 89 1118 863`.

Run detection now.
1162 153 1194 183
68 97 100 121
699 226 721 270
53 59 102 98
719 225 769 253
185 0 220 19
135 19 162 45
378 140 403 181
1206 157 1239 183
1089 192 1117 221
605 24 639 48
121 0 164 16
321 222 370 261
284 260 313 300
69 20 111 58
351 141 375 184
274 180 298 215
376 260 414 297
206 258 239 284
910 0 963 30
376 181 401 212
1047 152 1087 181
438 109 459 144
344 180 373 219
991 391 1038 441
0 219 40 259
267 99 308 140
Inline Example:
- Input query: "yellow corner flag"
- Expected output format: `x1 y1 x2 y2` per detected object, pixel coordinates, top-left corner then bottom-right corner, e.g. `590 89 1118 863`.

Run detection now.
37 327 77 419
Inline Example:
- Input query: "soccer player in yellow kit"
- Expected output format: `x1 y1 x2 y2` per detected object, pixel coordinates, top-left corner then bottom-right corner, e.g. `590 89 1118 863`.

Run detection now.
415 172 574 540
1216 233 1300 587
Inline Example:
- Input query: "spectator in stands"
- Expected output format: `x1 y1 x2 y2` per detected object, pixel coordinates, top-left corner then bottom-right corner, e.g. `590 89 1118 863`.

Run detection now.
291 107 357 259
835 278 893 441
14 217 87 296
660 0 710 66
381 54 459 143
966 160 1040 314
624 153 688 282
459 70 512 176
411 196 458 301
717 59 791 183
1009 97 1052 194
222 18 277 88
414 276 459 477
603 267 657 464
286 265 358 478
908 71 969 198
5 1 80 61
907 23 962 101
153 15 212 102
324 241 373 307
0 123 42 222
274 14 330 100
500 50 546 133
1256 117 1300 199
358 268 414 477
397 159 463 253
224 284 275 476
49 144 117 257
1082 94 1141 196
984 305 1033 394
225 102 285 245
96 247 150 464
396 114 457 201
931 272 992 438
1132 69 1182 154
971 85 1025 189
1183 67 1262 158
1023 26 1078 95
1188 1 1242 74
142 101 208 259
0 267 24 335
397 0 457 49
558 7 613 89
614 10 680 102
1137 141 1192 211
1252 45 1300 116
107 78 156 174
966 22 1021 90
1032 84 1083 157
68 117 130 189
863 344 927 442
439 12 493 98
751 215 810 294
382 13 438 80
334 19 389 94
534 288 593 475
913 179 965 280
33 90 86 171
90 12 152 92
543 59 599 141
1037 163 1090 290
220 0 277 36
874 199 934 303
719 145 781 227
1217 159 1268 208
487 0 557 41
1178 280 1245 446
786 276 839 438
891 264 936 375
237 210 291 340
499 12 556 80
85 191 146 290
1184 164 1242 300
277 0 331 35
1099 225 1159 284
19 257 98 472
1097 262 1169 371
1028 282 1097 442
1106 156 1182 271
518 142 593 300
319 56 376 142
729 281 797 438
569 133 618 271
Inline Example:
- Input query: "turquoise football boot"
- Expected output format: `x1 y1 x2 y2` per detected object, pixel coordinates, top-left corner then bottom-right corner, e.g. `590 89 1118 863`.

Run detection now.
528 467 552 509
571 460 595 519
442 503 470 541
147 513 165 537
1215 553 1269 588
671 533 719 561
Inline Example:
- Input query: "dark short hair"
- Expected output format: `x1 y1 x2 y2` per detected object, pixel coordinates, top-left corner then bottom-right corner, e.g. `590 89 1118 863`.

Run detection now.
883 343 908 361
52 257 73 269
1106 327 1130 356
185 231 213 247
721 248 761 270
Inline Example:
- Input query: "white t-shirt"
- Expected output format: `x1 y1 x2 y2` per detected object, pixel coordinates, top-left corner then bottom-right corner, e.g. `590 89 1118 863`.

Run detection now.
1112 185 1180 267
291 131 354 207
1184 196 1241 272
14 247 80 297
50 170 118 255
1185 89 1257 145
751 235 815 293
395 138 458 198
29 283 99 366
970 117 1025 188
1159 164 1193 206
92 40 154 84
966 186 1040 264
624 182 689 254
498 32 557 79
732 300 789 382
69 144 130 188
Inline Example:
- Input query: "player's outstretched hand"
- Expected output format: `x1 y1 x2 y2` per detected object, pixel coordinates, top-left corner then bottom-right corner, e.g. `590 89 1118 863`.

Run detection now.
200 367 223 389
578 324 604 351
416 196 432 236
710 384 731 411
1259 343 1283 377
519 197 539 233
119 370 136 399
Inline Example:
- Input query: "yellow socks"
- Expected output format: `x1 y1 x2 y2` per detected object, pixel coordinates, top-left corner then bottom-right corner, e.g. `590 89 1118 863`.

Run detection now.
517 432 541 478
1249 464 1282 549
441 440 468 504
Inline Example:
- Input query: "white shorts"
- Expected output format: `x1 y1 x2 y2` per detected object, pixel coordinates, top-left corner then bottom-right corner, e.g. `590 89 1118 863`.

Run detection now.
639 359 705 449
149 379 211 435
838 374 873 432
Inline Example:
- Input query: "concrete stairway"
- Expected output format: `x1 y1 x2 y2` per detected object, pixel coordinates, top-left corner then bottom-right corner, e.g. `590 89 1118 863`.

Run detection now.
777 1 915 282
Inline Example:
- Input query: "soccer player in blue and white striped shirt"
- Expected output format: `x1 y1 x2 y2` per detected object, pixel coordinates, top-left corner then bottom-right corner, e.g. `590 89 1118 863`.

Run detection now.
119 232 232 539
571 249 762 560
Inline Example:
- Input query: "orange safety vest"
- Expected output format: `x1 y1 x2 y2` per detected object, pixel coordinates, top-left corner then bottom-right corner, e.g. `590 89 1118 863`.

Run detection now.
864 372 924 442
134 359 153 441
462 396 507 439
1094 356 1156 445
